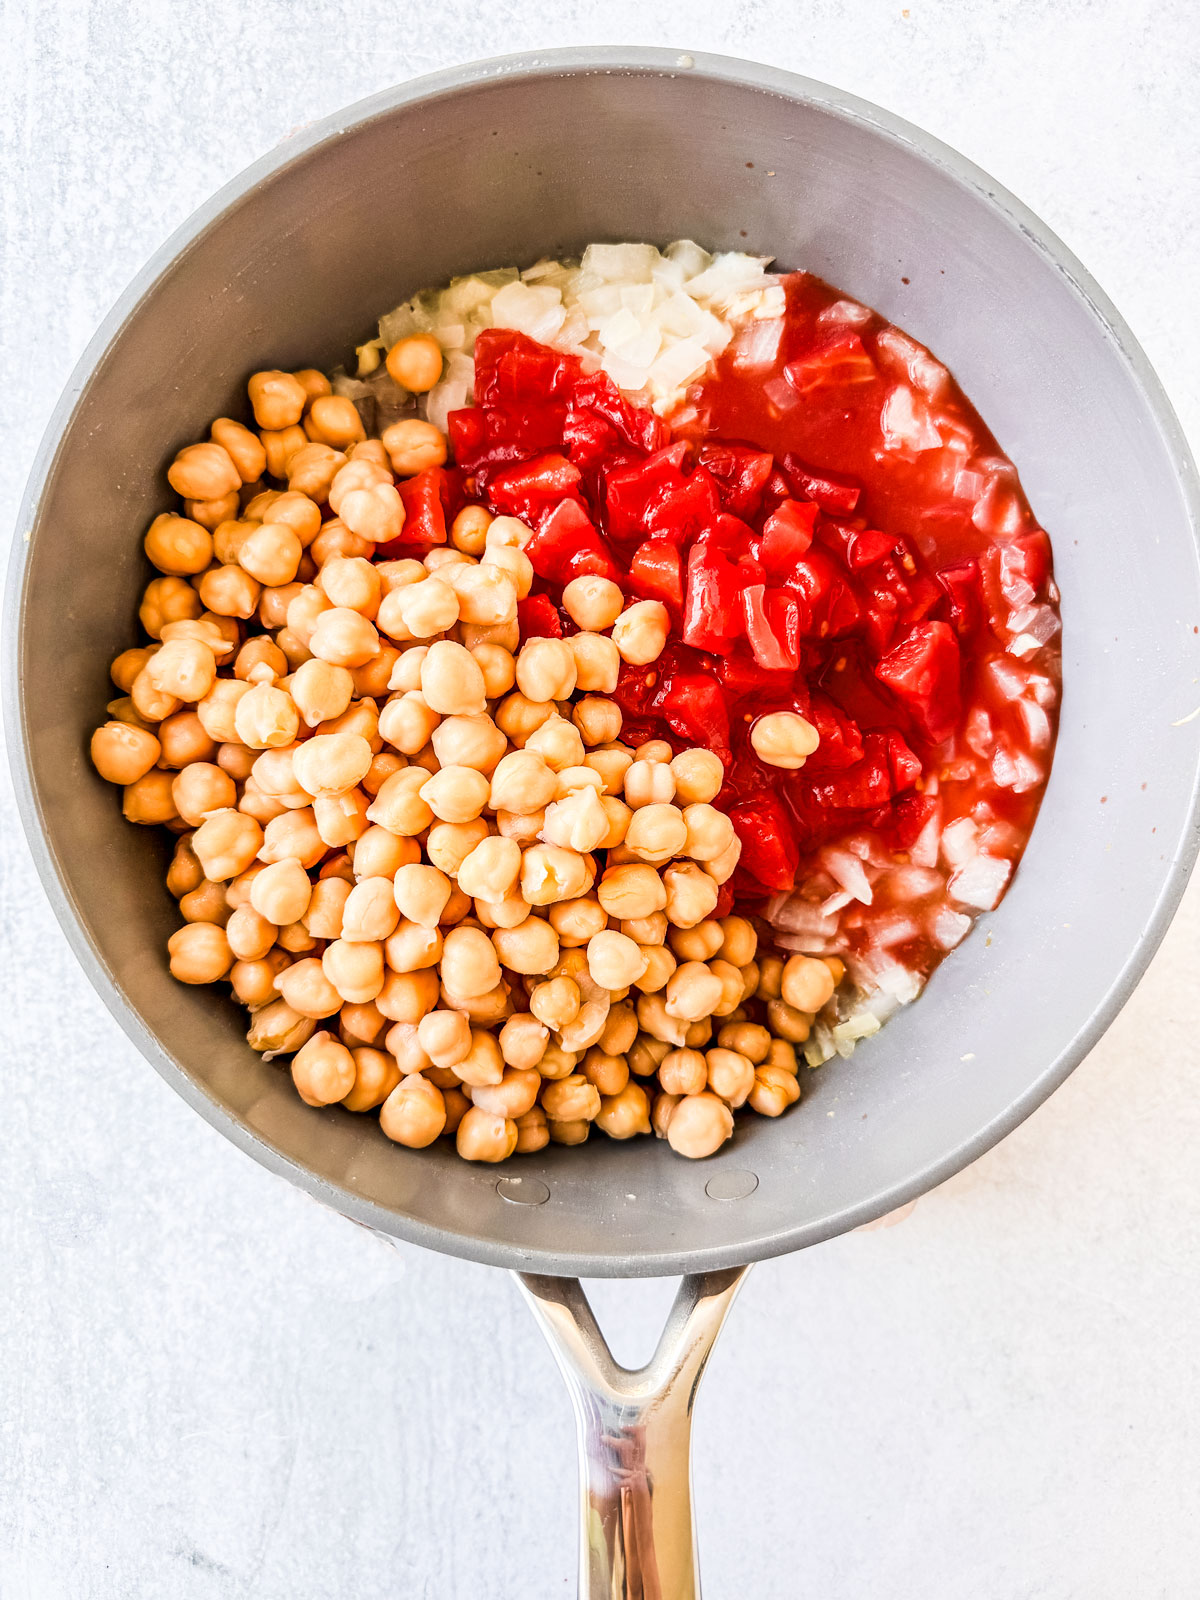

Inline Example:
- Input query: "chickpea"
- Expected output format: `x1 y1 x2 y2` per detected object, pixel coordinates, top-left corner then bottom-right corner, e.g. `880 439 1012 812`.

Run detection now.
545 896 604 950
781 954 837 1013
248 369 309 431
471 1067 541 1121
485 750 554 817
609 600 667 666
228 953 285 1006
663 962 723 1023
207 416 266 484
594 1004 635 1059
296 395 362 452
763 1038 798 1076
629 1033 670 1078
494 691 555 749
166 922 232 984
520 844 590 907
90 721 160 785
750 710 821 771
167 441 240 501
451 504 492 555
594 1082 651 1140
427 717 504 780
713 915 755 969
623 803 686 865
415 639 484 718
445 564 518 628
339 1001 386 1050
667 747 723 806
309 607 380 669
300 877 350 941
766 999 812 1044
637 945 677 996
417 1008 472 1069
666 1092 734 1158
623 761 676 810
322 938 385 1004
178 878 230 926
679 804 734 864
541 788 608 854
452 1027 505 1088
231 637 285 688
570 696 621 748
171 762 235 826
541 1075 601 1123
704 1045 754 1106
110 646 156 694
381 418 448 477
597 863 666 922
237 521 302 587
395 577 463 642
165 835 203 899
425 818 490 876
320 698 382 751
562 574 623 631
453 1105 515 1162
492 916 559 976
581 1047 629 1098
140 575 201 639
584 931 646 991
481 544 533 600
499 1012 549 1071
547 1118 591 1146
756 954 784 1002
669 920 723 963
374 1072 445 1146
250 857 312 926
337 1046 400 1113
522 719 581 779
185 491 240 530
439 926 500 1000
529 975 580 1031
338 875 399 943
275 956 344 1019
144 639 215 708
564 629 618 693
496 809 545 844
380 335 440 393
656 1047 705 1097
504 1106 546 1154
286 585 333 647
291 1031 356 1105
292 368 333 404
122 769 178 825
273 627 312 672
636 992 688 1047
747 1064 802 1118
143 512 212 577
661 861 719 929
354 647 401 702
224 904 274 962
364 767 433 837
449 837 516 904
717 1022 770 1065
230 683 296 751
463 647 510 704
533 1043 575 1083
285 660 350 731
376 967 440 1024
198 565 261 621
597 796 632 850
515 638 576 704
291 732 372 799
419 765 489 824
377 691 438 756
261 425 309 481
246 998 315 1056
384 920 442 974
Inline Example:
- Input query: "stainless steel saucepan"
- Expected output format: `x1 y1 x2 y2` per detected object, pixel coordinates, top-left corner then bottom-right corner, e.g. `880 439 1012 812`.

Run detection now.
8 48 1200 1598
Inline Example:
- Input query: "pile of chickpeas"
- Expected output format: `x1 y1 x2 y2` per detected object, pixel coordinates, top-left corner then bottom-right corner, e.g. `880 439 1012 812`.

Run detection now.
90 334 839 1162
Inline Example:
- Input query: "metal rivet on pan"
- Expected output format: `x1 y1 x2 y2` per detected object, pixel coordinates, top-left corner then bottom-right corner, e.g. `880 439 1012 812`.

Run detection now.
704 1170 759 1202
496 1176 551 1206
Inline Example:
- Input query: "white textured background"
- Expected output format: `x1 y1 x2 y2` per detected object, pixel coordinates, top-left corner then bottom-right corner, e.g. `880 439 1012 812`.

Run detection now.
3 5 1199 1597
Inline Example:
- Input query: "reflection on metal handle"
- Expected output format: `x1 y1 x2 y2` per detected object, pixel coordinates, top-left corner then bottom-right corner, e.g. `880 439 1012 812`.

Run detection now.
516 1267 750 1600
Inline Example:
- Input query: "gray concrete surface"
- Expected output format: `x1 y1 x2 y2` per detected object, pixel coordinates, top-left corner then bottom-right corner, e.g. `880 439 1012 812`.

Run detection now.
2 3 1199 1596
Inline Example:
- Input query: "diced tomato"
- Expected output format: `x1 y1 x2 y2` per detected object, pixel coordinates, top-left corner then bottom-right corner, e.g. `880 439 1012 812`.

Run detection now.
742 586 800 673
884 729 922 790
654 672 731 755
727 794 800 892
845 528 897 571
784 329 877 396
570 370 669 456
804 694 865 771
936 558 984 636
682 539 745 654
760 498 818 578
472 328 582 406
805 734 893 810
487 453 582 522
717 651 797 701
629 540 683 608
874 620 962 743
782 548 862 637
447 408 486 468
696 442 774 518
395 467 448 548
780 452 862 515
517 594 562 640
523 499 620 586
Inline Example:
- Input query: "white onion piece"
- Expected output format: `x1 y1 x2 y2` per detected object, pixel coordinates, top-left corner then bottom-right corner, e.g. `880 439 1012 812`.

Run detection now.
948 854 1012 910
941 817 979 869
824 848 875 905
930 907 972 950
732 316 785 369
880 385 942 453
817 297 873 327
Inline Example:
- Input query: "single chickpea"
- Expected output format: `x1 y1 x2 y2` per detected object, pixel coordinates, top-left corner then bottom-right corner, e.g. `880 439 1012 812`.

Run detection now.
636 992 688 1047
394 577 462 641
572 697 622 748
562 574 623 631
707 960 744 1018
670 920 723 963
619 913 666 948
547 896 606 949
292 368 332 404
492 916 559 976
385 334 443 393
90 721 160 785
292 732 373 799
425 818 489 876
384 920 442 974
354 646 401 701
515 638 577 704
143 513 212 577
685 1017 715 1049
308 607 380 669
210 416 267 483
666 1092 734 1158
481 544 533 600
303 395 365 450
122 769 178 825
595 1082 651 1140
611 600 669 666
483 752 552 819
273 627 312 672
440 926 501 999
231 637 286 687
541 788 608 854
299 877 350 942
264 493 324 551
246 998 315 1056
452 836 517 903
417 1009 472 1069
288 659 353 731
185 491 240 530
454 1028 505 1088
167 441 240 501
623 761 676 810
165 835 204 899
451 504 492 556
470 642 516 699
260 424 309 481
661 861 719 929
247 369 307 431
513 1106 549 1153
781 954 837 1013
541 1075 601 1124
178 879 230 926
199 565 262 621
625 803 688 865
537 1042 579 1082
664 962 724 1023
757 954 784 1001
167 922 232 984
718 915 758 968
225 905 276 961
598 796 632 851
381 418 448 477
499 1012 549 1071
376 968 440 1024
338 476 407 544
144 637 216 705
548 1119 591 1146
582 1048 629 1098
585 930 648 990
496 808 545 844
704 1045 755 1106
658 1047 707 1097
286 585 333 648
567 631 620 694
322 938 385 1004
234 683 299 750
236 956 295 1008
766 999 812 1044
347 825 411 883
340 1001 386 1049
629 1033 670 1079
237 522 302 587
445 564 518 628
419 765 489 824
385 644 427 697
378 690 440 756
637 944 677 995
341 876 401 943
595 1004 635 1058
530 975 581 1031
363 767 431 837
764 1037 798 1075
670 749 723 807
750 711 821 770
378 1073 447 1147
681 804 736 864
597 863 666 922
430 714 507 777
495 691 555 748
250 857 312 926
520 844 590 907
139 575 201 639
340 1046 401 1113
747 1065 802 1118
110 646 156 694
276 957 344 1019
471 1067 542 1120
171 762 236 826
420 640 487 717
456 1105 517 1162
321 698 382 750
717 1023 771 1065
290 1030 356 1105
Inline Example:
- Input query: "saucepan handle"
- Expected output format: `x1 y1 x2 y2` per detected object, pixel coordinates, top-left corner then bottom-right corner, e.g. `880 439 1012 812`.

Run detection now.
516 1266 750 1600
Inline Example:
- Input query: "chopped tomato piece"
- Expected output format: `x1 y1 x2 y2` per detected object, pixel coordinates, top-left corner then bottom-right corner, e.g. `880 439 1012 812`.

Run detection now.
728 794 800 892
472 328 582 405
487 453 582 522
780 452 862 515
936 559 984 636
696 442 775 518
654 672 731 755
518 594 563 640
742 586 800 673
682 539 745 654
760 498 818 577
395 467 448 548
874 621 962 743
523 499 620 585
629 540 683 608
782 548 862 637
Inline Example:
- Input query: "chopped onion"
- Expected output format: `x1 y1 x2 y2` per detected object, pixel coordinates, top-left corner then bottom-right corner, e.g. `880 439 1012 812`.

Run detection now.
947 854 1011 910
880 385 942 453
941 817 979 869
423 351 475 435
930 907 972 950
823 848 875 905
732 316 785 369
875 326 950 399
817 298 873 327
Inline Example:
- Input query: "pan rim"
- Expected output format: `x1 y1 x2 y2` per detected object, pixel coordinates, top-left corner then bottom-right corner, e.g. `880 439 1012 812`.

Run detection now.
7 44 1200 1277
